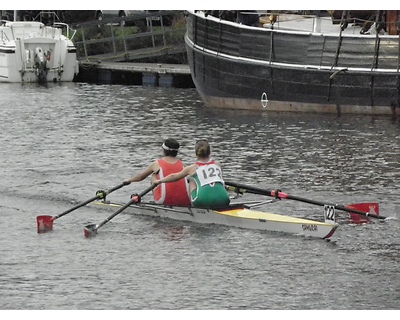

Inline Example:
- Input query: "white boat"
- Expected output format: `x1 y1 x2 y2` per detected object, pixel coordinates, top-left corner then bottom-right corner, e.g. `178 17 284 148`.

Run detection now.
90 199 339 240
0 16 79 83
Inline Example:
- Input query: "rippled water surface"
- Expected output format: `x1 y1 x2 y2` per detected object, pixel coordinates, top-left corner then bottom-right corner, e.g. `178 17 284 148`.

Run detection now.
0 82 399 310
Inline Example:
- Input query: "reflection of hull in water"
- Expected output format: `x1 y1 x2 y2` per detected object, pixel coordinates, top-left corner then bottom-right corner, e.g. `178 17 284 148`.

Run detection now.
185 10 400 116
0 20 79 83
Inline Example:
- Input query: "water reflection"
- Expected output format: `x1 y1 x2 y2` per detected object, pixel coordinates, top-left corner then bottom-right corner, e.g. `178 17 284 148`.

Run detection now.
1 82 399 309
152 222 189 242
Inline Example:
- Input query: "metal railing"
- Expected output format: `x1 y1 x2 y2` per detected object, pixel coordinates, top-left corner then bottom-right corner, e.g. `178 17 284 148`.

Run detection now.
71 11 187 62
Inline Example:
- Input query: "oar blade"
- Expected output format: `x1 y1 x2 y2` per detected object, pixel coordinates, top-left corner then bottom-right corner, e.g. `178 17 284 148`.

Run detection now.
36 183 127 233
84 224 98 238
225 181 386 220
37 215 54 233
346 203 379 224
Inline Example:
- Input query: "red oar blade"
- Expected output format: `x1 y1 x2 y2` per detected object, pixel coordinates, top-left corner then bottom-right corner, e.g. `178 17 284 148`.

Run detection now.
84 224 98 238
37 215 54 233
346 203 379 224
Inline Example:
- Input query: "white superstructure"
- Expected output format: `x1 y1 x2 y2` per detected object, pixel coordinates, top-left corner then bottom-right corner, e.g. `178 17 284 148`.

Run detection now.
0 20 79 83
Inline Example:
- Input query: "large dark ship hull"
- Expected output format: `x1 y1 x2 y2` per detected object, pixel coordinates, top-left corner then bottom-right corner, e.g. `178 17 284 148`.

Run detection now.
185 10 400 115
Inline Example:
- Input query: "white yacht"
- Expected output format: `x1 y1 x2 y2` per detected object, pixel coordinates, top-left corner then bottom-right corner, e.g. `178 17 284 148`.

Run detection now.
0 15 79 83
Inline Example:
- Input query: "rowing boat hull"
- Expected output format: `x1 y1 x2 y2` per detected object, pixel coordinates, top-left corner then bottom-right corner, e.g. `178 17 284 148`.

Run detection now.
91 201 338 240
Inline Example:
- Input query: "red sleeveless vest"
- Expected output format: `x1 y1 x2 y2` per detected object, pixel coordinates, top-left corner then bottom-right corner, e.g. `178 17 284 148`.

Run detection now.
153 159 191 207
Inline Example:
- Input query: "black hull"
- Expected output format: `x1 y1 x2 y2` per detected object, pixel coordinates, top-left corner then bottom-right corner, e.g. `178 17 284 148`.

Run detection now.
185 10 400 115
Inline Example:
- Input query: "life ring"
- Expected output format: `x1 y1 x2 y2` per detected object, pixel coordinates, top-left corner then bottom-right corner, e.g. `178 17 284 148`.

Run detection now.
261 92 268 108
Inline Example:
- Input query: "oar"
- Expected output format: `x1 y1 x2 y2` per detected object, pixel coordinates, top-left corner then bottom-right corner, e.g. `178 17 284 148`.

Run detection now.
225 181 386 220
37 182 128 233
84 184 156 237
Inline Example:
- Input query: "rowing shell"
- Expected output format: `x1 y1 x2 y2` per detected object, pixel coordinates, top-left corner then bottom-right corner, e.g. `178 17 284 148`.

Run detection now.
91 200 339 240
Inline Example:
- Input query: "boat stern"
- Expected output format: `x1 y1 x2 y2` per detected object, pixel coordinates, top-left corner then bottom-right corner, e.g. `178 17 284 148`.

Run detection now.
217 207 339 240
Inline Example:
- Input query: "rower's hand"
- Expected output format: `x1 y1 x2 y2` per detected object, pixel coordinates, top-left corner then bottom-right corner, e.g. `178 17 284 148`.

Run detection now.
153 180 161 185
123 180 131 186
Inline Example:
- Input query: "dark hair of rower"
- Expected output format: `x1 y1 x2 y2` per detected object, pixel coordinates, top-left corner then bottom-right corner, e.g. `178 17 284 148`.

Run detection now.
162 138 180 157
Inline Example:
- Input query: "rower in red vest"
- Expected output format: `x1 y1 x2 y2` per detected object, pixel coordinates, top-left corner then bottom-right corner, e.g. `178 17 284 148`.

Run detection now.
154 139 230 209
123 138 191 207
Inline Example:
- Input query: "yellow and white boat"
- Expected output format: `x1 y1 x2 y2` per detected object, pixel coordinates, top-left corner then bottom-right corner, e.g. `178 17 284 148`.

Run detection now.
90 199 339 240
36 182 383 239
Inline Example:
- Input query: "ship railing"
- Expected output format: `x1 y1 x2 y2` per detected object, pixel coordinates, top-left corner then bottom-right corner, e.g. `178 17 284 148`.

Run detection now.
0 29 10 42
54 22 77 40
71 11 186 63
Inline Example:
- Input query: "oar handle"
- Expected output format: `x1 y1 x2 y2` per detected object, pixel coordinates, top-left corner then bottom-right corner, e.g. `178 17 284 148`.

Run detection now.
225 181 273 196
225 181 386 220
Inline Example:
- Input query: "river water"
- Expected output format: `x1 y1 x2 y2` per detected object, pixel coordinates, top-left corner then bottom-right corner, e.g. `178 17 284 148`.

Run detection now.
0 82 399 311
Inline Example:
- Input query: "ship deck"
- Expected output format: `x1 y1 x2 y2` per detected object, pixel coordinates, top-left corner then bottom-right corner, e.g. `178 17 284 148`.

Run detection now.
260 14 367 36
